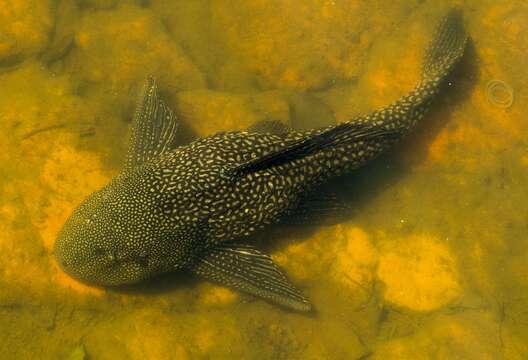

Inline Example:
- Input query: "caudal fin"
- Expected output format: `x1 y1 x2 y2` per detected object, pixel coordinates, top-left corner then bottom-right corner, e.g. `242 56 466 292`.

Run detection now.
422 9 467 82
232 10 468 183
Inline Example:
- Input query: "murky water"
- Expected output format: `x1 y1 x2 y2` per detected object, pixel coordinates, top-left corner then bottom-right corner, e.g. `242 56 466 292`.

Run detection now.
0 1 527 359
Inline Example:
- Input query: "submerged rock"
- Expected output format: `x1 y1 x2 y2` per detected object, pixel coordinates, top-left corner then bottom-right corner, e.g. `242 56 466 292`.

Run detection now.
377 234 461 312
331 227 378 292
174 89 290 136
0 61 108 295
274 224 379 312
65 4 206 111
196 283 239 307
210 0 370 91
40 1 80 64
0 0 54 66
373 312 502 359
210 1 420 91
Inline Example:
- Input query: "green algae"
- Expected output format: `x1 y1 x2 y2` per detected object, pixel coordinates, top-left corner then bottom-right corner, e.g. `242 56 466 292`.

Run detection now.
0 0 528 359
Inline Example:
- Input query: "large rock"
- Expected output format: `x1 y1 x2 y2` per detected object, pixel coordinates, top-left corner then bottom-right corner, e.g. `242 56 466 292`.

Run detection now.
173 89 290 136
0 61 107 297
373 312 502 359
210 1 419 91
65 4 206 114
40 0 80 63
377 234 461 312
0 0 54 66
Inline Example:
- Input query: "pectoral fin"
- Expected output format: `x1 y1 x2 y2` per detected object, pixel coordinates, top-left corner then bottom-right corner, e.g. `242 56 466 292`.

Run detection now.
126 77 179 169
283 191 350 225
188 243 311 311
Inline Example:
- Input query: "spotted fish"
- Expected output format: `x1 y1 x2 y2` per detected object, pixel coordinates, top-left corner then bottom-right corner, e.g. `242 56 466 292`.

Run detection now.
54 10 467 311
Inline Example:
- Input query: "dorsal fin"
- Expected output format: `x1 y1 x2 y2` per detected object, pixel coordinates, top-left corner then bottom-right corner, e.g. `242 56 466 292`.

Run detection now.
126 77 179 170
232 122 399 176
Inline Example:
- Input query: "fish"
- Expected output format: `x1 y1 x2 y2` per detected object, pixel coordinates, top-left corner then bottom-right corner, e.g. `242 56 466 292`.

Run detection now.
54 10 467 311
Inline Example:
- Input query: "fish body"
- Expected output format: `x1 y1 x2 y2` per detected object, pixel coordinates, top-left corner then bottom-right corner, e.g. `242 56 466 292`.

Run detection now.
54 10 467 311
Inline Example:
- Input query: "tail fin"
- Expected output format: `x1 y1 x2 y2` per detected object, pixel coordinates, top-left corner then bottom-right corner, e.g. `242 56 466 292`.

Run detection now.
422 9 467 82
233 10 468 181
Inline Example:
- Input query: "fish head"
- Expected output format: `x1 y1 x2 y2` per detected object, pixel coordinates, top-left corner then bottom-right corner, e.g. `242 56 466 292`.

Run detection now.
53 180 168 286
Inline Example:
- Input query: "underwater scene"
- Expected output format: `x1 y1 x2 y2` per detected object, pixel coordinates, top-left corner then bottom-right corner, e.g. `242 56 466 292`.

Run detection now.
0 0 527 359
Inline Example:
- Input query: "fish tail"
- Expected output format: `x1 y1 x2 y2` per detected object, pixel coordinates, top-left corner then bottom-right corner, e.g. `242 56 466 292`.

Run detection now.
239 10 468 183
365 8 467 135
421 9 467 84
371 8 468 134
282 10 467 183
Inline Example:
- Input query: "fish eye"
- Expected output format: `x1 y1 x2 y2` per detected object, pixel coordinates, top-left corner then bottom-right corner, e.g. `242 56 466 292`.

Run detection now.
136 251 149 266
93 246 104 256
85 214 97 225
107 252 116 262
105 249 120 266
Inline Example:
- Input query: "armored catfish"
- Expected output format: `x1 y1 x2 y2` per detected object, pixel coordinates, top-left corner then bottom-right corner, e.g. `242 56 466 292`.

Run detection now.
54 10 467 311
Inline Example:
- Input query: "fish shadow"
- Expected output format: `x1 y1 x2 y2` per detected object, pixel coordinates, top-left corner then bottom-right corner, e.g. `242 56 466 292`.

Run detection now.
107 271 198 296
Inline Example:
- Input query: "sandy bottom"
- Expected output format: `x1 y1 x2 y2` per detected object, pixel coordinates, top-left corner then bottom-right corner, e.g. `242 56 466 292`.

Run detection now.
0 0 527 359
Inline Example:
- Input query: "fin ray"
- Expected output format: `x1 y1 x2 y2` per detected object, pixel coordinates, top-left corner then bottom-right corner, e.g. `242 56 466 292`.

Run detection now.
283 190 350 225
126 77 179 169
422 9 467 82
233 123 399 176
188 243 312 311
